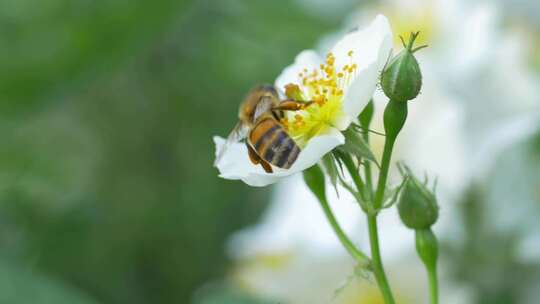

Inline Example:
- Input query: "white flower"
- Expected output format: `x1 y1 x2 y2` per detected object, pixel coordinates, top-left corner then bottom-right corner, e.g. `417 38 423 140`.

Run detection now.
214 15 392 187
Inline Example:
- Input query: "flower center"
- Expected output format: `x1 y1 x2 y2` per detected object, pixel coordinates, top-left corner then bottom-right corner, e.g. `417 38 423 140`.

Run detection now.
281 51 357 147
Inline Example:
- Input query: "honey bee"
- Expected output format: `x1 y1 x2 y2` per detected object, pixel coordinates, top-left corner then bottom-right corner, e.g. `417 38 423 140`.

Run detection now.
216 84 311 173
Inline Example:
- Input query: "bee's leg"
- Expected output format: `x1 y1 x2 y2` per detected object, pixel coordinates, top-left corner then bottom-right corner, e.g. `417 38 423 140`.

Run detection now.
246 142 261 165
272 99 313 112
259 159 273 173
247 142 273 173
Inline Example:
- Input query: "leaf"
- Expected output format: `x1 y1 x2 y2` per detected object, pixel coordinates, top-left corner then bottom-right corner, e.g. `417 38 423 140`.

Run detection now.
342 128 379 166
382 177 408 209
321 153 340 197
358 99 374 128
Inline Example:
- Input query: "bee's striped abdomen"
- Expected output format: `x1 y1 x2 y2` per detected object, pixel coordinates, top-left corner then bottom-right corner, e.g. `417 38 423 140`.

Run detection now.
249 118 300 170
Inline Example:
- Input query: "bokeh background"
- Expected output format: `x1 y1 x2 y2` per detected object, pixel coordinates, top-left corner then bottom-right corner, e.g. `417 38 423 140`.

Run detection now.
0 0 539 303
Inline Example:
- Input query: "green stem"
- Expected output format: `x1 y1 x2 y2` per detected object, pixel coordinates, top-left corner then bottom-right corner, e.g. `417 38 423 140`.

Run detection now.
374 99 408 209
367 215 395 304
361 100 407 303
359 100 374 200
416 228 439 304
373 139 395 209
428 265 439 304
340 153 367 203
362 132 374 200
345 154 396 303
318 194 371 267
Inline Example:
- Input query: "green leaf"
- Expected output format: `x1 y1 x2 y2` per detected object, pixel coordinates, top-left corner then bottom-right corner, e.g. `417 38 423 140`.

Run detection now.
321 153 340 197
358 99 374 128
332 151 374 214
381 177 408 209
342 128 379 166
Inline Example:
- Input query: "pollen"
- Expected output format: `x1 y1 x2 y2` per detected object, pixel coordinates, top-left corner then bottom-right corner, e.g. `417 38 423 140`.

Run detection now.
281 50 359 147
285 83 304 101
280 118 289 130
293 114 305 128
313 95 325 106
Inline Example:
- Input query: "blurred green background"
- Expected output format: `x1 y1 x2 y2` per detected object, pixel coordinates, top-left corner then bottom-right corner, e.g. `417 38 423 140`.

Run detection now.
0 0 355 303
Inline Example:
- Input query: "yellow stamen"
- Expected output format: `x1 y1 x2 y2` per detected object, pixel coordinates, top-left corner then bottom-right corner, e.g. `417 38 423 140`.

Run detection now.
313 95 325 106
285 83 304 101
280 50 360 147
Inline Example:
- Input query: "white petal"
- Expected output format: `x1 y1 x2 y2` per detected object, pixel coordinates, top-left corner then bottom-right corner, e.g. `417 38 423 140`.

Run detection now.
274 50 322 95
332 15 393 128
286 128 345 172
213 136 282 186
213 129 345 187
330 15 392 73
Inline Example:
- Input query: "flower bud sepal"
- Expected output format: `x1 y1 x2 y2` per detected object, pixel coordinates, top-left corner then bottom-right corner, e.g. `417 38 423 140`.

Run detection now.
397 166 439 230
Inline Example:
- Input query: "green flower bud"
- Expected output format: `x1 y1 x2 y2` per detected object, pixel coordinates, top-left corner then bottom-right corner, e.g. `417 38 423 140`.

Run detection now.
398 173 439 229
381 32 426 102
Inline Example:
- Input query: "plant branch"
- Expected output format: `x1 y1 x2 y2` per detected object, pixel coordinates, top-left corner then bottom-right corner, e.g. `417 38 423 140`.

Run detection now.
367 215 395 304
317 194 371 267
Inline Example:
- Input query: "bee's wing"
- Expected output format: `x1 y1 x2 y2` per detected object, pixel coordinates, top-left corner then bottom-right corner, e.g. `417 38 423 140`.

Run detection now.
253 96 275 122
227 121 249 143
214 121 249 165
